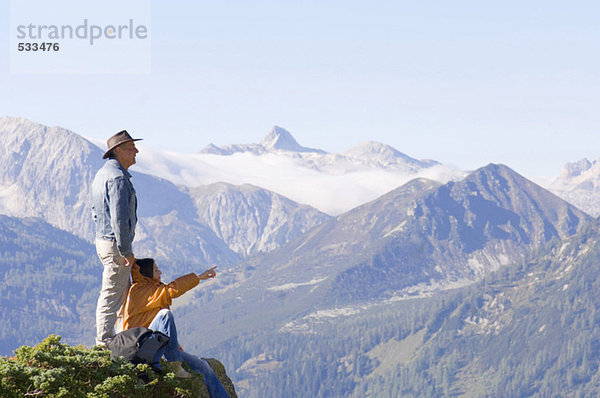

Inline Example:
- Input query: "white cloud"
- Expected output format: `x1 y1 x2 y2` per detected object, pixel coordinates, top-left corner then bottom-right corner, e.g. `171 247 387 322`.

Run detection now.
129 145 466 215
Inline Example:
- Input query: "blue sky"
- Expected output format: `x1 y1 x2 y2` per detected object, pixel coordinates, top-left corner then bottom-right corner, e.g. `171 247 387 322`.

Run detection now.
1 0 599 177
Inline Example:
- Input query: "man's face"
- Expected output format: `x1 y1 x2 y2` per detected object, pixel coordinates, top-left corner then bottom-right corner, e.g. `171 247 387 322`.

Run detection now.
153 263 162 281
114 141 139 169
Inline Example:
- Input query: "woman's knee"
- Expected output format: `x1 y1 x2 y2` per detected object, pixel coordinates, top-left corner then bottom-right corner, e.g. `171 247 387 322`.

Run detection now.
155 308 174 321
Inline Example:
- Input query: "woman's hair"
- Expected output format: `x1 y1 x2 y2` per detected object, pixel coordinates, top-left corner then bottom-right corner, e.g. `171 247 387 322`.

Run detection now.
136 258 155 278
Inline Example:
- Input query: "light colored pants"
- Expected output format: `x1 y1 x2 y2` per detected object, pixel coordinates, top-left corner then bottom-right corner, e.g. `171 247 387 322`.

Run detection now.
95 238 131 345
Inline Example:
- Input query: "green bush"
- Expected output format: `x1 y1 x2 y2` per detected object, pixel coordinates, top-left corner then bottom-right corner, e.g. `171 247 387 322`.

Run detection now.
0 335 237 398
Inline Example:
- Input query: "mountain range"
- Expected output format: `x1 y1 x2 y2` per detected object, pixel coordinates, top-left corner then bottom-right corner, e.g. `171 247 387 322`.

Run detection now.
201 125 438 171
177 162 597 396
0 117 332 275
176 163 591 351
2 115 600 396
132 125 464 216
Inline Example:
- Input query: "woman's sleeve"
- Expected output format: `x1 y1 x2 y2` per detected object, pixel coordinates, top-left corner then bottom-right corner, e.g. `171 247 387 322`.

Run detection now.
167 273 201 299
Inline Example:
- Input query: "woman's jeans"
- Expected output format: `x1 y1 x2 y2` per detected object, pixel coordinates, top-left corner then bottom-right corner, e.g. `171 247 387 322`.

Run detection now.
148 309 183 362
148 309 230 398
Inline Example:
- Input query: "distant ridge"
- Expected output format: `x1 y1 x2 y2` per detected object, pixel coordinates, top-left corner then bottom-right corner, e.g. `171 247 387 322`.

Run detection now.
342 140 439 170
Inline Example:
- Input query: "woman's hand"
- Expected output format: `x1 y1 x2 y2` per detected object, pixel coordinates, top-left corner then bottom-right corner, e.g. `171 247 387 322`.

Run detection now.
198 266 217 280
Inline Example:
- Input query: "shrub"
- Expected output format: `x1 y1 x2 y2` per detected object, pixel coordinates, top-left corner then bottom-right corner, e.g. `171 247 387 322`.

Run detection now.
0 335 236 398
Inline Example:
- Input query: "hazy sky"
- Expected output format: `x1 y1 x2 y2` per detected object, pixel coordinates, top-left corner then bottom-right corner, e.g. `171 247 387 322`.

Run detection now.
1 0 599 177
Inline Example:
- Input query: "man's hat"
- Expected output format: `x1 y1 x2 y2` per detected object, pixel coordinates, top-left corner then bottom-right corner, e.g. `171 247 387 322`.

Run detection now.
103 130 143 159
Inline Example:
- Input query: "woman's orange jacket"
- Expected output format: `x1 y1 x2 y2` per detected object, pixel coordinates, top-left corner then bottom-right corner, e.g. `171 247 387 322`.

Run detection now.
123 263 200 330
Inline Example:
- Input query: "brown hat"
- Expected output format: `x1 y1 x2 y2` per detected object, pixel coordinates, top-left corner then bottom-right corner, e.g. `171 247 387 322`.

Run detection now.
103 130 143 159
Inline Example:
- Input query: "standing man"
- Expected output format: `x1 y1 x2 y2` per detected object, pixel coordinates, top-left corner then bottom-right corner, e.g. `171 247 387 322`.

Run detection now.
91 130 142 345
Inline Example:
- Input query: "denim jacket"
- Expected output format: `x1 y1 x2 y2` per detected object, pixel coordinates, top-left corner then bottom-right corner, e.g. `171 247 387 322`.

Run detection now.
91 159 138 257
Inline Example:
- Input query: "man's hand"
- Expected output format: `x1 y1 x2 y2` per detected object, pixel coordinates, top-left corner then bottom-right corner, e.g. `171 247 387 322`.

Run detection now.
198 266 217 280
123 254 136 267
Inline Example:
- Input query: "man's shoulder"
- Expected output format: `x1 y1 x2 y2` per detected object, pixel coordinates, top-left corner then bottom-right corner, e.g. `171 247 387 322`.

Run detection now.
96 160 128 180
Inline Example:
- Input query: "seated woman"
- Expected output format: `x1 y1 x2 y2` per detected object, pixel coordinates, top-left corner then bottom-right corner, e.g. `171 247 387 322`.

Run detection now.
123 258 229 398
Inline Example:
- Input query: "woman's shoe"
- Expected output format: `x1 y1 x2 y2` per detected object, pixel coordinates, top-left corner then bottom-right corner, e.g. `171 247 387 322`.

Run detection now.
171 361 191 378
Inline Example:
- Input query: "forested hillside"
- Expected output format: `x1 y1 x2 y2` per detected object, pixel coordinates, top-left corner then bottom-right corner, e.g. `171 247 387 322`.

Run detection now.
206 221 600 397
0 215 98 354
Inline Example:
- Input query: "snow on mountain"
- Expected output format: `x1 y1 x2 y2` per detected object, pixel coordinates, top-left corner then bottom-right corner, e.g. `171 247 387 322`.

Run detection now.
547 158 600 217
136 127 465 215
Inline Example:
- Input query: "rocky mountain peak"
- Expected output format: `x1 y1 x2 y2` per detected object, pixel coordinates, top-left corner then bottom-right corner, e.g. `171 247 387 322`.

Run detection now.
200 126 324 155
260 126 302 151
558 158 594 179
260 126 325 153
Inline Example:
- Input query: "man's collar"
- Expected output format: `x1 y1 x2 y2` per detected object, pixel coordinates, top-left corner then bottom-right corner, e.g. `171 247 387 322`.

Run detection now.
107 158 132 178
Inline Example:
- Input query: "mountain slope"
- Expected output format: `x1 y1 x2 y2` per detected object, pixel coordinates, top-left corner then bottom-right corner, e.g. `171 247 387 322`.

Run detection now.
0 116 103 238
188 182 332 256
354 220 600 397
215 221 600 397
